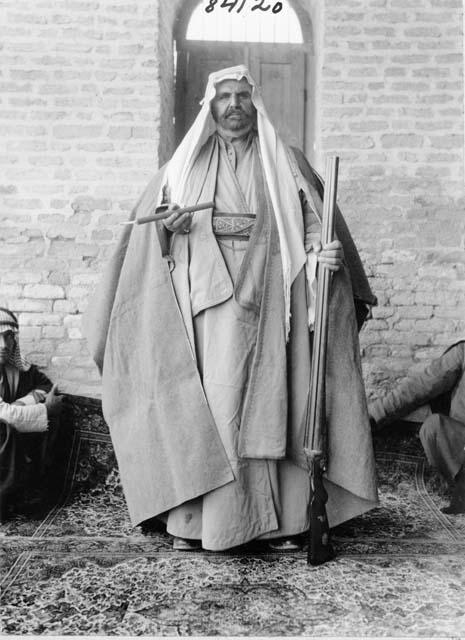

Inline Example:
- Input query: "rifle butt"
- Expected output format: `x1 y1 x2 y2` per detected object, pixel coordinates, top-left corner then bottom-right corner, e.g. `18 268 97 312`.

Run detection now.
306 452 336 566
308 505 335 566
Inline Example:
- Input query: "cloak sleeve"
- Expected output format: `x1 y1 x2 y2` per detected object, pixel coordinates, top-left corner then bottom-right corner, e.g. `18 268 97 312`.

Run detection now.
82 166 234 526
15 365 53 402
368 342 464 426
83 172 165 373
0 399 48 433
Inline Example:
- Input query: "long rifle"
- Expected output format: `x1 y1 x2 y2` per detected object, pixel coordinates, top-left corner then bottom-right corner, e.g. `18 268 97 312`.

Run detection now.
304 156 339 566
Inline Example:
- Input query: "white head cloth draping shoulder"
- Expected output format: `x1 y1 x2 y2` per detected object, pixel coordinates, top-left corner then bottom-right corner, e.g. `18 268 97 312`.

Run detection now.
0 307 31 372
163 64 308 338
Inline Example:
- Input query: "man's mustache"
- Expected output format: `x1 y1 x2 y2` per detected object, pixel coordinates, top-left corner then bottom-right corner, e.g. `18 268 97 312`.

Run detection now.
225 108 245 117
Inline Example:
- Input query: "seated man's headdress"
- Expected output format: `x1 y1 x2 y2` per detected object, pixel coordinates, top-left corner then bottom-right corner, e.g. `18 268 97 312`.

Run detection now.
0 307 31 372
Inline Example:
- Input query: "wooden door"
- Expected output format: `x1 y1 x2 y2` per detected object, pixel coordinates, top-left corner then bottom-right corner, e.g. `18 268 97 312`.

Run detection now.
249 45 305 149
175 42 306 149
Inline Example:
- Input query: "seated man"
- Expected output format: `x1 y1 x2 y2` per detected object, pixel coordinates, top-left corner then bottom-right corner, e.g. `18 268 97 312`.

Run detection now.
0 307 63 520
368 340 465 515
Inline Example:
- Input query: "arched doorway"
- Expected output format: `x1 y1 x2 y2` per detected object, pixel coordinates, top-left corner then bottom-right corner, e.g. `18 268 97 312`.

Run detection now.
174 0 311 150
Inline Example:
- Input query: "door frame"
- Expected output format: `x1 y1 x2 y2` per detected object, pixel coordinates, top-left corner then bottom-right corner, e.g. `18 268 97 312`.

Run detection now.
173 0 314 50
174 40 306 147
173 0 317 159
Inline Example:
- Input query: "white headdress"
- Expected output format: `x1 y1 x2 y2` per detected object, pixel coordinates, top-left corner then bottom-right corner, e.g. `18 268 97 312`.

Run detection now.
163 65 307 337
0 307 31 372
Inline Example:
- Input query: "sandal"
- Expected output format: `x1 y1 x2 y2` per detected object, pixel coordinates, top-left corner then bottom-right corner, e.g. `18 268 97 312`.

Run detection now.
267 537 302 551
172 536 202 551
441 499 465 515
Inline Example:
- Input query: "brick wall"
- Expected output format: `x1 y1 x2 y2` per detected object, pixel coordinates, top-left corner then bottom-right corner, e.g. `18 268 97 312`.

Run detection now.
0 0 464 398
319 0 464 394
0 0 163 396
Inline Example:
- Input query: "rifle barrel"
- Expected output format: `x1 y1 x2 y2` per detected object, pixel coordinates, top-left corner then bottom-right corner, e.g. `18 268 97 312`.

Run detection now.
305 156 339 452
305 155 339 566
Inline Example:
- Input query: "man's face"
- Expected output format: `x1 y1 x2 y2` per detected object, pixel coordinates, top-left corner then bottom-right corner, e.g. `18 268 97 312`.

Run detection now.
0 330 14 366
211 78 256 134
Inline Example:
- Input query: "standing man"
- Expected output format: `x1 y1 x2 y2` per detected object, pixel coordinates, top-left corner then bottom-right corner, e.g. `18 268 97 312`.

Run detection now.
0 307 63 520
85 66 378 551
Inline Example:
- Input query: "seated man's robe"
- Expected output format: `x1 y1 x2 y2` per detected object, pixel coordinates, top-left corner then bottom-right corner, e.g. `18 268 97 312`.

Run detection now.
85 131 379 550
0 365 52 514
369 340 465 484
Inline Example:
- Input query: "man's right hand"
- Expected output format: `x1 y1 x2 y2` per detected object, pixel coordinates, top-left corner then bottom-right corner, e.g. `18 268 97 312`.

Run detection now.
162 204 193 234
45 383 63 419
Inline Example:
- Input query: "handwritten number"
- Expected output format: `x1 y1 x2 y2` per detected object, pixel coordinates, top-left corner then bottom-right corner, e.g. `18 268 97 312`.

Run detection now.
205 0 218 13
221 0 239 12
251 0 271 11
205 0 283 13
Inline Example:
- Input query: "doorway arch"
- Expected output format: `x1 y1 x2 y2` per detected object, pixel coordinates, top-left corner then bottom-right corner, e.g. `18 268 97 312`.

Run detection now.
186 1 304 43
173 0 315 156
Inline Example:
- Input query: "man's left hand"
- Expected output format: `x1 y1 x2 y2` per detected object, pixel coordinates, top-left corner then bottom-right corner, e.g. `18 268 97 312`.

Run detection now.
312 239 344 272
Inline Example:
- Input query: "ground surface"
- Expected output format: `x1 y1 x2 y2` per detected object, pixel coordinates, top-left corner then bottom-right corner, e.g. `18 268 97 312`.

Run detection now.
1 399 464 636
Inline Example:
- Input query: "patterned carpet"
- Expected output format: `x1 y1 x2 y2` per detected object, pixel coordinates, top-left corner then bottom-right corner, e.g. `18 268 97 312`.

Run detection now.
1 397 464 636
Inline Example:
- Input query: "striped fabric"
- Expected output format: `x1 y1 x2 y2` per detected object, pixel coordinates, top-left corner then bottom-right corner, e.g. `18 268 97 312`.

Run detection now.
0 308 31 372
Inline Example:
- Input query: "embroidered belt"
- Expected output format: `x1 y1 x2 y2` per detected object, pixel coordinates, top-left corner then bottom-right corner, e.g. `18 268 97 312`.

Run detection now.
212 213 255 238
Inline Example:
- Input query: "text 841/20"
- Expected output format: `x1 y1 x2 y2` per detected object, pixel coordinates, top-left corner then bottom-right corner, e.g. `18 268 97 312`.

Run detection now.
205 0 283 14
